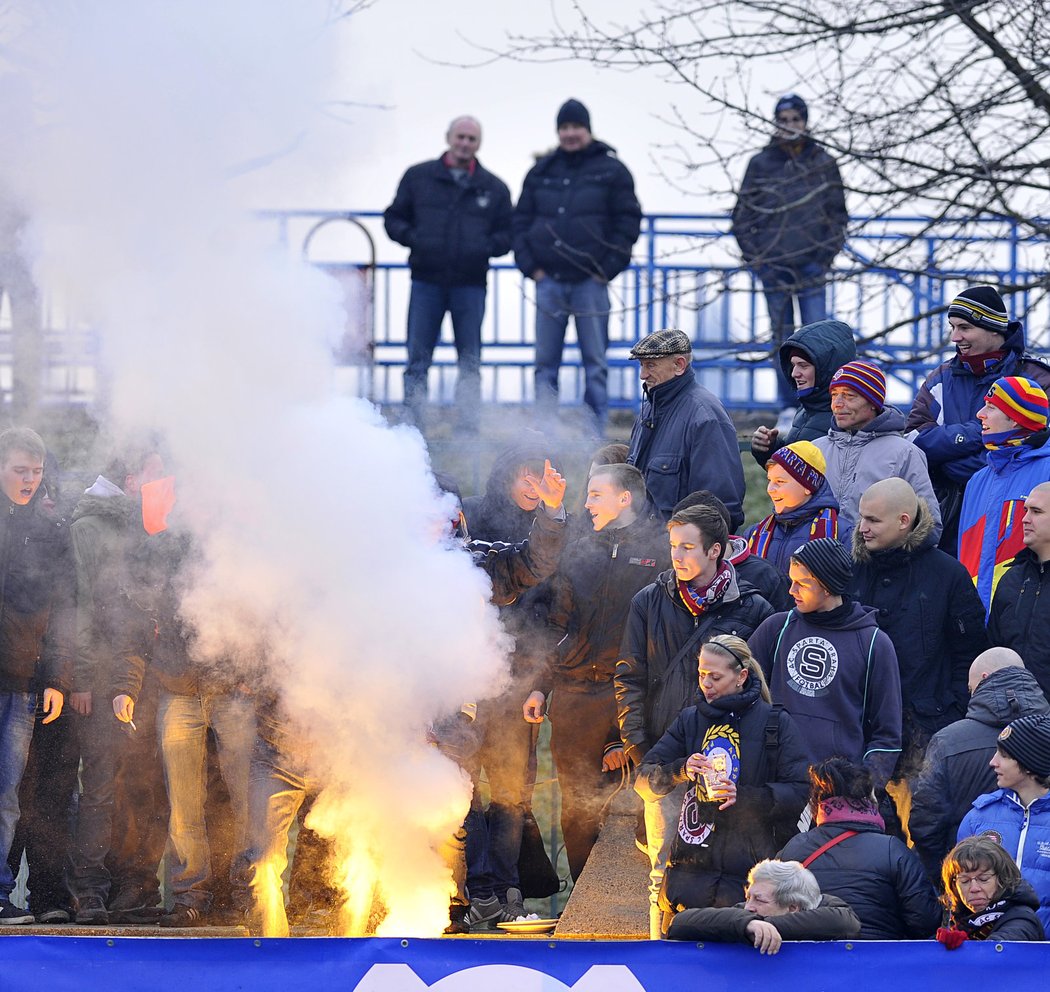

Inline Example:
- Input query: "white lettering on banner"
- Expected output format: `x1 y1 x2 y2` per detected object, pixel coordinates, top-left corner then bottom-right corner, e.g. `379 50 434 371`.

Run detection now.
353 963 646 992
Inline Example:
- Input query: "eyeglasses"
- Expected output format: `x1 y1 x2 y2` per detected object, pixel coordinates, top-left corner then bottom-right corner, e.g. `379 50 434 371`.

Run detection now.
956 871 996 887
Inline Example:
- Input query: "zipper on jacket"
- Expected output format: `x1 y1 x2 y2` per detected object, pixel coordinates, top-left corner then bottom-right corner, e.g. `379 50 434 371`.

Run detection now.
611 541 619 560
1016 802 1032 867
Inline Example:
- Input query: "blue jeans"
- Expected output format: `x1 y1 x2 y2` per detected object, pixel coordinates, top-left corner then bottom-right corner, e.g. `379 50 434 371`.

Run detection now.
158 690 255 912
757 262 830 404
535 277 610 429
0 691 37 899
404 280 486 431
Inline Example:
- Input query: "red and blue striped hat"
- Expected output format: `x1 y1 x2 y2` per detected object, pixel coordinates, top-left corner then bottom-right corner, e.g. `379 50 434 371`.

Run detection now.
986 376 1049 433
829 361 886 412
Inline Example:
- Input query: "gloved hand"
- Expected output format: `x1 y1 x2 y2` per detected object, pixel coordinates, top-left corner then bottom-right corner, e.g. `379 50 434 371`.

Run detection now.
936 927 968 950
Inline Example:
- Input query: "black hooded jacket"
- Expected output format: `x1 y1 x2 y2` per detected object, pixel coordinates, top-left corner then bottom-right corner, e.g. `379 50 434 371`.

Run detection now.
989 548 1050 701
910 666 1050 881
750 318 857 466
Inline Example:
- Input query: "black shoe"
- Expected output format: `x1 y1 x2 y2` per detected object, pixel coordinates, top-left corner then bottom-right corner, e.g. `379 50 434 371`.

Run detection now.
0 899 35 925
443 903 470 935
36 907 71 924
159 905 207 928
75 897 109 925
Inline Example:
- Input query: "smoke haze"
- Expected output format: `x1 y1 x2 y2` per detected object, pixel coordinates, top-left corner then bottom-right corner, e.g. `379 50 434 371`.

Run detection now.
0 1 512 933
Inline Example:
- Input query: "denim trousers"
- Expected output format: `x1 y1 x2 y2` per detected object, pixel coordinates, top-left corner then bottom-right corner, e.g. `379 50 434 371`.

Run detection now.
404 279 486 430
0 691 37 899
756 262 830 404
534 277 610 428
68 689 168 906
157 690 255 912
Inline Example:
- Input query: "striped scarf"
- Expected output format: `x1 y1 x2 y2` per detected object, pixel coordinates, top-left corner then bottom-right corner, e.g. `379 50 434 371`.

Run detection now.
983 426 1030 450
678 561 733 616
747 506 839 559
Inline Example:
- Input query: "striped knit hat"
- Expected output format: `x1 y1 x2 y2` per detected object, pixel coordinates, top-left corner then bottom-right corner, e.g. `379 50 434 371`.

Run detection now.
948 285 1010 335
829 361 886 412
998 713 1050 778
986 377 1049 433
768 441 827 494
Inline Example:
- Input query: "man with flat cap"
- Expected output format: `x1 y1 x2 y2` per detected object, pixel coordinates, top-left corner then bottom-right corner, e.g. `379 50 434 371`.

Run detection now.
625 327 746 530
513 98 642 435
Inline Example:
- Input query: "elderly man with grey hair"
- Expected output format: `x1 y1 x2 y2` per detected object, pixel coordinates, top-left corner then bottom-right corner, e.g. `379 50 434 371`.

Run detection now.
666 859 860 951
625 327 746 529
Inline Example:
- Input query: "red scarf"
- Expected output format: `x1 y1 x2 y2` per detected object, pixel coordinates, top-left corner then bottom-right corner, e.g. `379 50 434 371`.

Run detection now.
678 561 733 616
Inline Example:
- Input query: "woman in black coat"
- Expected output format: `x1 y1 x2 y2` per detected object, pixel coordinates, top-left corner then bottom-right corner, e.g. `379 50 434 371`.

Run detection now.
779 757 941 939
636 635 810 927
938 835 1044 945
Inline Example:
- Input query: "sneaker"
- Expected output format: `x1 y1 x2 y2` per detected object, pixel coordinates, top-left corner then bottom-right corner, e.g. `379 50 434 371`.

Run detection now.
75 897 109 925
0 899 35 925
36 907 71 924
498 887 525 924
443 903 470 935
159 904 207 928
464 895 501 930
108 889 163 925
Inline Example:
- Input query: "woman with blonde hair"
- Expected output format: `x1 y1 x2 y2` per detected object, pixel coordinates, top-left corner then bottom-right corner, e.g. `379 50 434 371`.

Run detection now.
636 635 810 935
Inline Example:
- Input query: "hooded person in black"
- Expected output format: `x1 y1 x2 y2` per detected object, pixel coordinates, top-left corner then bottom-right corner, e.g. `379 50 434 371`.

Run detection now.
751 319 856 467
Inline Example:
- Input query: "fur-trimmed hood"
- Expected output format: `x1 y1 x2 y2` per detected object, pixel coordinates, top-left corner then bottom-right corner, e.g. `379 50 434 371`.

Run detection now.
852 496 936 563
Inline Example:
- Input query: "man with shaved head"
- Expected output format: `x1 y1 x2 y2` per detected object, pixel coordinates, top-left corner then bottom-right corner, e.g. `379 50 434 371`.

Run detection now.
989 481 1050 699
850 478 988 783
910 647 1050 881
384 115 513 434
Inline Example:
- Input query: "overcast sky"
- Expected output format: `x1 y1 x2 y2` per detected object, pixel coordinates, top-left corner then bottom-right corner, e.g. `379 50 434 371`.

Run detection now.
252 0 787 233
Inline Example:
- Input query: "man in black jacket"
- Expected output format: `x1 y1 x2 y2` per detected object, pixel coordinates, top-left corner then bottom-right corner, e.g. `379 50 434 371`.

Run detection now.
384 116 512 434
0 427 74 925
910 647 1050 883
522 463 668 880
731 94 847 405
989 481 1050 698
850 478 989 780
513 98 641 433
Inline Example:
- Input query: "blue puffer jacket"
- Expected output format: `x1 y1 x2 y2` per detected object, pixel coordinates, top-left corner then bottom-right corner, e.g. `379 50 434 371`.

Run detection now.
958 435 1050 612
906 321 1050 486
750 319 857 466
744 480 846 575
626 370 746 529
958 789 1050 932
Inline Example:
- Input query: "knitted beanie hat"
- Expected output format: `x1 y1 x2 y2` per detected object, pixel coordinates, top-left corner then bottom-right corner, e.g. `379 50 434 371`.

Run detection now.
790 538 853 595
556 99 591 131
998 713 1050 778
774 93 808 122
830 361 886 413
986 377 1049 433
948 286 1010 336
768 441 827 494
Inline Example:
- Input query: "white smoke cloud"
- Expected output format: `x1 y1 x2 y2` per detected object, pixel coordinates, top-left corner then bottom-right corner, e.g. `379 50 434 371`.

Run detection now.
0 0 512 933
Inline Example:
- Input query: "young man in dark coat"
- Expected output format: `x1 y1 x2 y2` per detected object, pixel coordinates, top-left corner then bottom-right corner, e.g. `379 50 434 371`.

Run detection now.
522 463 668 880
989 481 1050 698
731 94 848 405
749 538 903 789
910 647 1050 882
384 115 512 434
0 428 74 925
906 285 1050 550
625 328 746 529
850 478 989 778
513 98 641 433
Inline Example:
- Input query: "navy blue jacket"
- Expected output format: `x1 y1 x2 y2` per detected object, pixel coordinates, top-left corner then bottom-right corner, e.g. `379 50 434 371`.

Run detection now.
731 137 847 272
384 155 512 287
906 320 1050 486
627 370 746 529
744 479 846 575
512 140 641 282
779 819 940 939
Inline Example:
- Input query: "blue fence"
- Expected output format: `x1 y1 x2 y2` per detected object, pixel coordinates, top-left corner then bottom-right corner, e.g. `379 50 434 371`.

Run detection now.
23 211 1050 412
4 934 1048 992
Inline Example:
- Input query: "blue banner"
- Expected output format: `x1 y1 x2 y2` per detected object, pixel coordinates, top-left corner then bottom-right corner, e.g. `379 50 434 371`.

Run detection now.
1 936 1047 991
